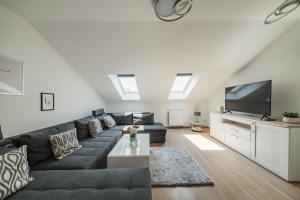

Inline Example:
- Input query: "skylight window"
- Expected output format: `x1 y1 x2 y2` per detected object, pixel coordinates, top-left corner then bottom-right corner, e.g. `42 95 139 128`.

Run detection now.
169 73 200 100
108 74 140 100
171 73 193 92
117 74 138 93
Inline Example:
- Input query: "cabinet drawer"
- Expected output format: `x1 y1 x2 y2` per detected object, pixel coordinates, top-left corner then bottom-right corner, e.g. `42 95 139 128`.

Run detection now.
228 126 250 142
225 132 251 158
221 123 250 141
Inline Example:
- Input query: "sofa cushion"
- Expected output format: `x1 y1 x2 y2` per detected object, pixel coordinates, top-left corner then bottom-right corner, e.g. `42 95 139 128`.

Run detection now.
17 122 76 166
92 108 105 117
49 128 81 160
99 130 123 140
133 113 154 125
31 131 122 170
106 125 125 132
6 168 152 200
110 113 133 125
79 131 121 154
74 116 94 140
143 122 166 132
0 139 15 155
0 145 33 200
143 123 167 143
30 154 102 170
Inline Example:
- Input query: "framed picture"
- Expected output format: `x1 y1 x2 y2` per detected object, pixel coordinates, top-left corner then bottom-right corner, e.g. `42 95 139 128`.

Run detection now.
41 93 54 111
0 54 24 95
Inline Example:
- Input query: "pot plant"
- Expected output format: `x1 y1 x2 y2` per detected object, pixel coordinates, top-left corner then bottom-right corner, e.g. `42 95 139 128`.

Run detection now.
282 112 300 124
125 126 138 144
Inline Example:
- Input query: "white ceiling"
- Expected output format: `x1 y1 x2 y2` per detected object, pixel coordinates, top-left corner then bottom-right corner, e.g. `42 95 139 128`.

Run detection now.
1 0 300 102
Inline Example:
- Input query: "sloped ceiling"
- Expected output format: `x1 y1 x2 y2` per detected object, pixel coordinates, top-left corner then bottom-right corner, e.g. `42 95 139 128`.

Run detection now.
1 0 299 102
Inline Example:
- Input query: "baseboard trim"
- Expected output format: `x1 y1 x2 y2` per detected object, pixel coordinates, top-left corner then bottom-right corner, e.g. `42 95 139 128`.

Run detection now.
166 126 209 129
166 125 191 129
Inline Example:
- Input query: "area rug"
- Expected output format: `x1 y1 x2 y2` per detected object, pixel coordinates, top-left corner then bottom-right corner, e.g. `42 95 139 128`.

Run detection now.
150 145 214 186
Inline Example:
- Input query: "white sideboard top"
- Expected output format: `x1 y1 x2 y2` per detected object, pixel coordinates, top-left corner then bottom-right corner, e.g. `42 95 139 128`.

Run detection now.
211 112 300 128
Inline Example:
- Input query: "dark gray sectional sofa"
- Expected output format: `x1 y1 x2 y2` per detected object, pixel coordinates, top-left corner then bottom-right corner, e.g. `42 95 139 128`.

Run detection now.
0 110 154 200
13 119 122 170
92 109 166 143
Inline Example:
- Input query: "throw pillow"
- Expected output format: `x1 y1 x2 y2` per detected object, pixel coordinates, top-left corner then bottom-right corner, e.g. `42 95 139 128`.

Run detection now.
0 145 33 200
88 118 102 137
96 113 108 130
49 128 81 160
102 115 116 128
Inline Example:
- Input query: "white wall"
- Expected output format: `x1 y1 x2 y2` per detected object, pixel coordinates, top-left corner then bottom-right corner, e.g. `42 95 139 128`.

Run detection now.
0 4 106 137
208 22 300 119
107 101 208 126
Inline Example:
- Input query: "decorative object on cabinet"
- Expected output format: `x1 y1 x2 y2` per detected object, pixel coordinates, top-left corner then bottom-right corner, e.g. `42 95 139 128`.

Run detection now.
220 106 224 113
282 112 300 124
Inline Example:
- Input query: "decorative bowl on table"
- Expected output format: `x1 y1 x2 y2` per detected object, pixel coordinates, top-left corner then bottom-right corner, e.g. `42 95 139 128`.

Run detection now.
132 125 140 129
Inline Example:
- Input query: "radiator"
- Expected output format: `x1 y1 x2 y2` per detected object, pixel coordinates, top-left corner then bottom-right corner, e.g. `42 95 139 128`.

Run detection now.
168 109 184 126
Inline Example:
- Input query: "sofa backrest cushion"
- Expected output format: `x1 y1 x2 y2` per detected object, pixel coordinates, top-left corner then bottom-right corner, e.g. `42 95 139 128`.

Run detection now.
95 113 109 129
0 138 16 155
133 113 154 125
17 122 75 166
110 113 133 125
74 116 94 140
92 108 105 117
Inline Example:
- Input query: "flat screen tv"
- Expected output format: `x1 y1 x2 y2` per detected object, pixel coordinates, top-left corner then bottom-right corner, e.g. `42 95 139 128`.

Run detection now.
225 80 272 116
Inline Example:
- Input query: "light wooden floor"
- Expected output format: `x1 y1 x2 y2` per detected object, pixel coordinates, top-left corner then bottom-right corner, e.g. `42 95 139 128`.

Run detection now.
151 128 300 200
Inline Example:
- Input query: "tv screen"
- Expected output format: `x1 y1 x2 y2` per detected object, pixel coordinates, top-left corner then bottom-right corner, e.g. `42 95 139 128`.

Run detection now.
225 80 272 116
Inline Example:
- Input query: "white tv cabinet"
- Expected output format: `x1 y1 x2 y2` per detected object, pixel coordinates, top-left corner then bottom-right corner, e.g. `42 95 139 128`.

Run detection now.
210 112 300 182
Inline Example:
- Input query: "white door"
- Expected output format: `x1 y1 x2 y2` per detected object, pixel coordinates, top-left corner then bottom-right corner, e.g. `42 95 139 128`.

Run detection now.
255 123 289 179
210 113 224 143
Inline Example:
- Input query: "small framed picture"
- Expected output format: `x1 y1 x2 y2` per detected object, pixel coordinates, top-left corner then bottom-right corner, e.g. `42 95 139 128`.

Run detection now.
41 93 54 111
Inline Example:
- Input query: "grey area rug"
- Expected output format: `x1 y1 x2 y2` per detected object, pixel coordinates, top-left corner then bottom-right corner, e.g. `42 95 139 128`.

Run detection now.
150 145 214 186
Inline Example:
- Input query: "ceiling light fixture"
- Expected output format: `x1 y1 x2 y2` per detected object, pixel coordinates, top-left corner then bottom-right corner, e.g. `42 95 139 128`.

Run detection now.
153 0 193 22
265 0 300 24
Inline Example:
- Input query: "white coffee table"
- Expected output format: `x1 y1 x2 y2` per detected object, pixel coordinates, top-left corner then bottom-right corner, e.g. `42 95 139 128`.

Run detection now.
107 134 150 168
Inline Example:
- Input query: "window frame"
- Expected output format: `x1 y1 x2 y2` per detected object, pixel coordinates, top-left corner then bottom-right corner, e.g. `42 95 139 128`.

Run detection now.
169 73 200 100
108 74 140 101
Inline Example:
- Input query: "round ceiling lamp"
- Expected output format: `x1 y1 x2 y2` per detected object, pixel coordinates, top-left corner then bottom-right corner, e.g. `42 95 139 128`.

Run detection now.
265 0 300 24
153 0 193 22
